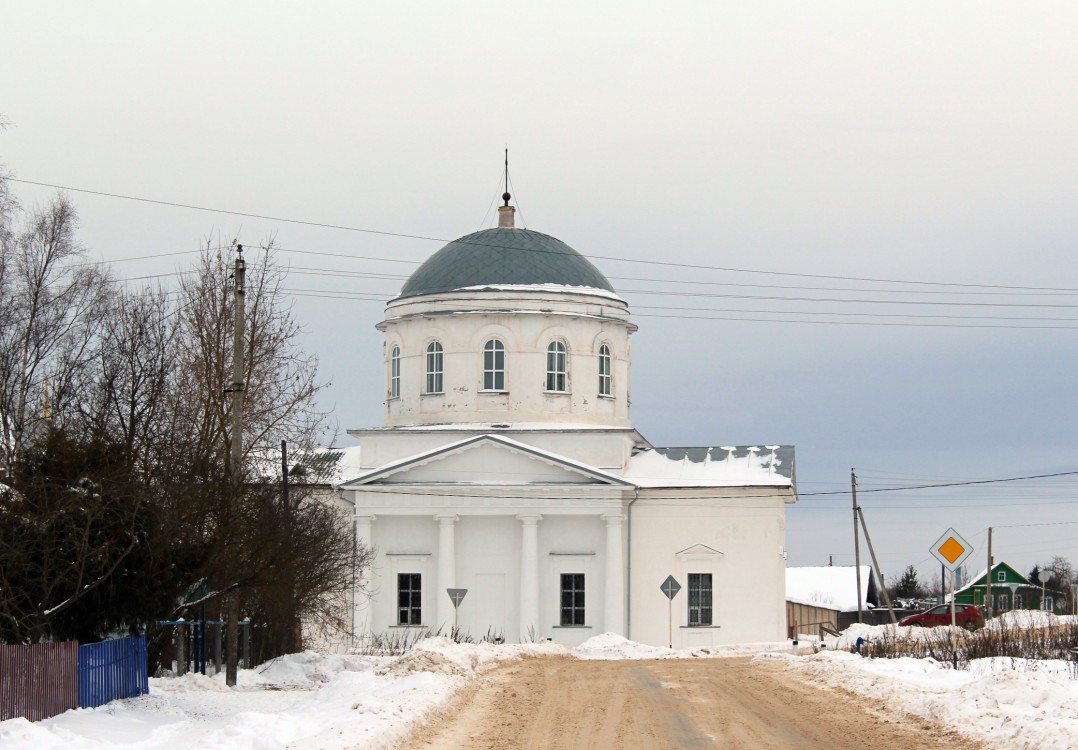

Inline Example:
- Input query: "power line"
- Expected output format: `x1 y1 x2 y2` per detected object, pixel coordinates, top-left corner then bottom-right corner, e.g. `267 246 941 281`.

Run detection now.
13 176 1078 293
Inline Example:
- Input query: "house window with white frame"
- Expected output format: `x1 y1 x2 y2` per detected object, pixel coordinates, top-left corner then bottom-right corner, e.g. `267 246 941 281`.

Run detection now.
483 339 505 391
398 573 422 625
688 573 713 626
997 571 1006 582
390 345 401 399
560 573 585 626
546 340 568 392
425 341 443 394
598 344 612 397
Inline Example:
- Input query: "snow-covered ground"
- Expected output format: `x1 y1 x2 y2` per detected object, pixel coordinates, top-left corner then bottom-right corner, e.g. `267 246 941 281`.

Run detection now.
2 627 1077 749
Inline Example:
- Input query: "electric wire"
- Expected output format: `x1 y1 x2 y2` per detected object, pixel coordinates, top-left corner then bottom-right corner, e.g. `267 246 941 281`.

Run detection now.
13 177 1078 293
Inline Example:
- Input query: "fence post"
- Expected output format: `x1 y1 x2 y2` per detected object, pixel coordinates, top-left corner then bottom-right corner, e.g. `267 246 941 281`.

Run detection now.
214 623 223 675
175 623 186 676
241 619 251 669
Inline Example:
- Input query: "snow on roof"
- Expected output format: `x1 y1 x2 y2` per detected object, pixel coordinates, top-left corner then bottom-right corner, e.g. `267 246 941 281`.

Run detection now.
293 445 362 486
624 445 794 488
453 283 626 303
786 566 875 612
350 422 643 432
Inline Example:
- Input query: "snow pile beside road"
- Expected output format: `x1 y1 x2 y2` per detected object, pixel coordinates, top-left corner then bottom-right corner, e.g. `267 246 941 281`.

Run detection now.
571 632 794 660
572 632 677 660
0 639 563 750
381 636 568 676
6 633 1078 749
775 647 1078 749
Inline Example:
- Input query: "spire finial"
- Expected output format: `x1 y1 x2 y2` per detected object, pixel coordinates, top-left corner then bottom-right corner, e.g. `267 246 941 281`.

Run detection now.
497 147 516 228
502 148 511 206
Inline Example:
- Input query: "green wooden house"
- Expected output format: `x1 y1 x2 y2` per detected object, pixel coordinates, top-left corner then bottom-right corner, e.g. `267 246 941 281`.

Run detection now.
954 562 1065 614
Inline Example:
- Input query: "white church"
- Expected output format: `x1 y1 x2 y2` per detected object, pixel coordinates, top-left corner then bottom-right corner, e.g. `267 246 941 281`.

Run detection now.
329 195 797 648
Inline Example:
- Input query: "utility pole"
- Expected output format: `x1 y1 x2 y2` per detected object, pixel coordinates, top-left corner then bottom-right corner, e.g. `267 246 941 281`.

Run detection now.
226 244 246 687
852 469 863 623
857 507 898 624
985 527 993 619
281 439 298 654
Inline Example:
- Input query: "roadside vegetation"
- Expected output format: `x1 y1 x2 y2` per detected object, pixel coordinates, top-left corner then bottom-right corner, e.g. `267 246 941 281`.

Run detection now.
852 614 1078 676
0 169 365 661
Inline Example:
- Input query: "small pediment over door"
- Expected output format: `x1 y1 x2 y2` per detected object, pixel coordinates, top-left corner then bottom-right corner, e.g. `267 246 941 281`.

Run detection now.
675 544 725 562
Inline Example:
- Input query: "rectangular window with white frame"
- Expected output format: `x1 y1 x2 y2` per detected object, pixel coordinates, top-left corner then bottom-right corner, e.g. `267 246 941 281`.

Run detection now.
398 573 422 625
688 573 713 626
560 573 585 626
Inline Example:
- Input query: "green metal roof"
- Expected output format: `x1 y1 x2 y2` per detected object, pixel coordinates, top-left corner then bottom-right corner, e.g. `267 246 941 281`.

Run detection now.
398 228 615 299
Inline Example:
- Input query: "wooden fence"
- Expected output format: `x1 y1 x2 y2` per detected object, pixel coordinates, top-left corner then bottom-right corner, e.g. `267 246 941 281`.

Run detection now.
0 635 147 722
0 641 78 722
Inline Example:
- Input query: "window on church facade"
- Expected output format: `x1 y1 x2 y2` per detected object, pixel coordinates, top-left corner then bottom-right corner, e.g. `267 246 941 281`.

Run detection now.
598 344 612 397
425 341 443 394
483 339 505 391
560 573 585 626
398 573 422 625
546 340 568 392
688 573 713 626
390 345 400 399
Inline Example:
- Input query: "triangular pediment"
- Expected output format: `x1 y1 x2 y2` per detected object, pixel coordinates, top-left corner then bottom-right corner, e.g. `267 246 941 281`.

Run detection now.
339 434 634 487
675 544 724 560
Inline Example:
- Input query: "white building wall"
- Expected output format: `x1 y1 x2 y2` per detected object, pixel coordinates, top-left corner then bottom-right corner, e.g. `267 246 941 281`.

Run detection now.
628 489 790 648
379 290 635 428
355 510 617 645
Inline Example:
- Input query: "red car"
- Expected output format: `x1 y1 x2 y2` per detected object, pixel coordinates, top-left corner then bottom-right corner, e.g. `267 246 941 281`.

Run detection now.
899 603 984 630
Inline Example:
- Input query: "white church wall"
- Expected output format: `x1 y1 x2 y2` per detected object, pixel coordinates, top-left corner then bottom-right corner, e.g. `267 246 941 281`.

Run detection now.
365 515 439 633
350 429 639 472
452 516 521 640
537 515 607 646
381 292 633 428
628 490 790 648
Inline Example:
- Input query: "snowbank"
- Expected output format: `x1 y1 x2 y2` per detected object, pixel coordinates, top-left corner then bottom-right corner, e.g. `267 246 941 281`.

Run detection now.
4 631 1077 749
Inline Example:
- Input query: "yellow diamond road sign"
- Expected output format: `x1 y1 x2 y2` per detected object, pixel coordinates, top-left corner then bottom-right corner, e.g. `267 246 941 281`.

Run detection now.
930 527 974 572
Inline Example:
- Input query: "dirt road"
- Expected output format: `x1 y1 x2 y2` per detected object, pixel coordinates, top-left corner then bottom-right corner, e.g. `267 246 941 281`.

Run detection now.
399 656 982 750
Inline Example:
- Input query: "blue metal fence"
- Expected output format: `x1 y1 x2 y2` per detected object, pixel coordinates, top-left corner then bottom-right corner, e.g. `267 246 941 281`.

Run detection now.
77 635 149 709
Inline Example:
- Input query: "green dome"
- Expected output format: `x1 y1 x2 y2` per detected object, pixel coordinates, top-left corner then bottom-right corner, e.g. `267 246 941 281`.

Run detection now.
398 228 616 299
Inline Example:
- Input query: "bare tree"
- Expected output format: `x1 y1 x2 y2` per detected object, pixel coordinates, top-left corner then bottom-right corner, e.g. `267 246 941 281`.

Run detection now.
0 194 111 474
75 287 179 475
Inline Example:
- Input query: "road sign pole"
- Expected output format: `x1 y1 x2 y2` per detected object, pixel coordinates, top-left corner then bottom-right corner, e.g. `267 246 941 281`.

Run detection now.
659 575 681 649
668 596 673 649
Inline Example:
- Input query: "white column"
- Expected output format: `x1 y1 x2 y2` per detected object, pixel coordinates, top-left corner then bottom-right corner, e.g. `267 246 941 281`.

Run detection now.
353 513 376 644
517 514 542 642
603 514 625 635
435 515 458 632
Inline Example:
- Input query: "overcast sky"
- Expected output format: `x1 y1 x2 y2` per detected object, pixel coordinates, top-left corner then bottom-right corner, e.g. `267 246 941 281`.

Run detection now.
4 2 1077 589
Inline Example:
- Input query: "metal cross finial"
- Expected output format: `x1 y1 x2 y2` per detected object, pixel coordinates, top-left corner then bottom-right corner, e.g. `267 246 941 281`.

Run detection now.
503 148 511 206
